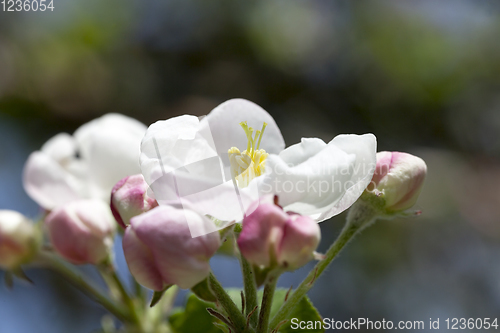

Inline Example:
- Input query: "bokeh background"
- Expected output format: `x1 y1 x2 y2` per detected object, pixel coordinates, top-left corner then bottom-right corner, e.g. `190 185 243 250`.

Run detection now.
2 0 500 332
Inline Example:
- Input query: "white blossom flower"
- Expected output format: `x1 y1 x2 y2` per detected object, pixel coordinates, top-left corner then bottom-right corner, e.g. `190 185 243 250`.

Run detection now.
23 114 147 210
140 99 376 235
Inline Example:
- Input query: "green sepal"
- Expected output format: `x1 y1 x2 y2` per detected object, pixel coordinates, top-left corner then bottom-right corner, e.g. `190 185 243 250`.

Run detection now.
150 284 173 308
191 278 217 303
11 268 33 284
253 265 272 287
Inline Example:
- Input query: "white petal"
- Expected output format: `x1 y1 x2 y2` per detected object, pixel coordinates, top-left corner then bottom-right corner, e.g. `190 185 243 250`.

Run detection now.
259 134 377 221
140 115 218 185
41 133 77 163
278 138 326 166
74 113 146 151
74 114 147 201
23 152 82 210
200 98 285 161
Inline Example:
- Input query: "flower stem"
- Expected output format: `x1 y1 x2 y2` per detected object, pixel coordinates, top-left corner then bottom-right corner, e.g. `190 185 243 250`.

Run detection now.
35 251 130 323
107 267 143 330
208 272 250 333
269 200 377 330
256 276 278 333
240 256 259 328
133 275 146 305
146 285 178 333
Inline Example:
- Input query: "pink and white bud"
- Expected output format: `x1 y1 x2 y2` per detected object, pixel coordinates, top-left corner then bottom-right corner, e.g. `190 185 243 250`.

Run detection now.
123 205 221 290
237 196 321 271
0 211 39 270
45 200 116 265
110 174 158 229
368 151 427 212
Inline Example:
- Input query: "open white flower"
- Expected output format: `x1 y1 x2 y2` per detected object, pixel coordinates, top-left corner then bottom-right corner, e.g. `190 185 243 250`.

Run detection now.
23 114 147 210
140 99 376 235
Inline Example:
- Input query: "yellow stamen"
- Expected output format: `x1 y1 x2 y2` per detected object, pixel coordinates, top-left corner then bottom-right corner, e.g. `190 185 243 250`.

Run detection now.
256 123 267 150
228 121 269 188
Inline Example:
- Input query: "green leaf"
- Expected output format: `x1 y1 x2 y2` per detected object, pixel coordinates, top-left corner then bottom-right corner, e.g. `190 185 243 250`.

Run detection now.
225 288 324 333
191 278 217 303
169 294 224 333
277 294 323 333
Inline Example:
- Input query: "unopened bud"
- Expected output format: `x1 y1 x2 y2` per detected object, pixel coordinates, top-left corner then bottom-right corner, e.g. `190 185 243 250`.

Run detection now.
0 211 39 270
45 200 116 265
367 151 427 213
237 196 321 271
110 174 158 229
123 205 221 290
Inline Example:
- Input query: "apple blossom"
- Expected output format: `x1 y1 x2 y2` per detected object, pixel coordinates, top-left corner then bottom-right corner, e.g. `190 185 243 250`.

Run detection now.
0 210 39 270
23 114 147 210
110 174 158 229
237 196 320 270
367 151 427 213
140 99 376 236
45 200 116 265
122 205 221 290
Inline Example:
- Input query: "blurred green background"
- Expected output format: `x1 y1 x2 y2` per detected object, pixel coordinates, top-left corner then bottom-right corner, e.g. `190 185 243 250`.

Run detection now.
1 0 500 332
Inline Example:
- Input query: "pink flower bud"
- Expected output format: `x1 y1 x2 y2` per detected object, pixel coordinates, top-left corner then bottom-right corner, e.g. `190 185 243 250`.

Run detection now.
45 200 116 265
122 205 221 290
110 174 158 229
237 196 321 271
0 211 39 270
368 151 427 212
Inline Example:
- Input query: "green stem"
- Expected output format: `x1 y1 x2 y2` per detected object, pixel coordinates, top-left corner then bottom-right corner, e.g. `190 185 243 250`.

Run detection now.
256 276 278 333
269 200 377 330
35 251 130 323
107 268 143 330
133 275 145 304
146 286 178 333
208 272 249 333
240 256 259 328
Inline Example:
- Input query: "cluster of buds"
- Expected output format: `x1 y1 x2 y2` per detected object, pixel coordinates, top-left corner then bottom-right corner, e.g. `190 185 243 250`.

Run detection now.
237 195 321 272
112 176 321 290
